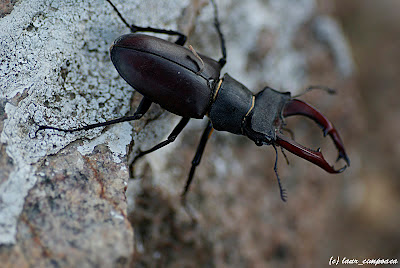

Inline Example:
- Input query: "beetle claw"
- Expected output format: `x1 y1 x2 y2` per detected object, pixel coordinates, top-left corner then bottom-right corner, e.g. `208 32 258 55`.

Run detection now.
276 98 350 173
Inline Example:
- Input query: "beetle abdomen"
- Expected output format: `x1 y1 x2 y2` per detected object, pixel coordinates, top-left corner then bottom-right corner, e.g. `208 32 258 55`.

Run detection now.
110 34 221 118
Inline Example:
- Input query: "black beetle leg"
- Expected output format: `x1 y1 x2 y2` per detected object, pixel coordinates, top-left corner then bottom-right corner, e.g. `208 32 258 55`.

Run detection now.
128 26 187 46
130 117 190 164
106 0 187 45
181 120 213 199
210 0 227 67
37 97 152 133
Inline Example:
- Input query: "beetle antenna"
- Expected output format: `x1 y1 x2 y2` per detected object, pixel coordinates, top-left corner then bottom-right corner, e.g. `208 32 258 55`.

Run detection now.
210 0 227 67
293 85 336 98
280 147 290 165
272 144 287 202
279 129 292 165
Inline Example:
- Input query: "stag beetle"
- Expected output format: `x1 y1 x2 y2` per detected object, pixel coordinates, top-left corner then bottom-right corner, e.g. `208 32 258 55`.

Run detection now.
38 0 350 201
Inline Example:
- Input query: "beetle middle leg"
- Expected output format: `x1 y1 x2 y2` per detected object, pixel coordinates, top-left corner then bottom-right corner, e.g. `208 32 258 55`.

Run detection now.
182 120 213 200
130 117 190 164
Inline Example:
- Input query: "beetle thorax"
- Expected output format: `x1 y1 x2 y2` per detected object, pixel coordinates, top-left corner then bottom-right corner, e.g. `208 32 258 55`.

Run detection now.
208 74 254 135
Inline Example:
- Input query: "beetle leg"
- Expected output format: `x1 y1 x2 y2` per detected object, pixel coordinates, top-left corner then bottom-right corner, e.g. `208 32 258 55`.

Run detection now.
210 0 227 67
128 25 187 46
282 99 350 166
37 97 152 133
106 0 187 45
182 120 213 199
130 117 190 164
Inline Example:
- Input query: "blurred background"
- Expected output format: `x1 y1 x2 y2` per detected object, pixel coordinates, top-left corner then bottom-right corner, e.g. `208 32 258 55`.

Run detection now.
328 0 400 261
131 0 400 267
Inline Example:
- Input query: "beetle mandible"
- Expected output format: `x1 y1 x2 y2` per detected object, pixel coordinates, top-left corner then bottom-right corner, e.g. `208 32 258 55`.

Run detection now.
38 0 350 202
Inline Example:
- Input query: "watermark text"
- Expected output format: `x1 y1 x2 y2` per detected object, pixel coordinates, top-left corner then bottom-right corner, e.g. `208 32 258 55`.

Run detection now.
329 256 398 266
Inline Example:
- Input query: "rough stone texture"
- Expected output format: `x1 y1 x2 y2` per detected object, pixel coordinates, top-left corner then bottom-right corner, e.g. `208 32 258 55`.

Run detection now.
0 0 364 267
0 0 187 266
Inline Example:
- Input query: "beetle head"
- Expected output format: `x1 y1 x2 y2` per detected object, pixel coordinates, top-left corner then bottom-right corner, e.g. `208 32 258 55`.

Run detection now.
244 87 350 173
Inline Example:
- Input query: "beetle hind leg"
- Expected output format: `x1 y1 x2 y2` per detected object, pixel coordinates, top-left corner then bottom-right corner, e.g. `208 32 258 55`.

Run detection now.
37 97 152 134
210 0 227 67
106 0 187 45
